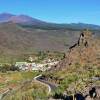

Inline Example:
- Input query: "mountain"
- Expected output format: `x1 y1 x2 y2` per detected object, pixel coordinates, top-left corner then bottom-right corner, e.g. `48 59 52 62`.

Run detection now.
9 15 47 25
0 13 100 30
0 13 100 63
0 22 81 63
69 23 100 30
0 13 46 25
0 13 14 22
0 22 79 52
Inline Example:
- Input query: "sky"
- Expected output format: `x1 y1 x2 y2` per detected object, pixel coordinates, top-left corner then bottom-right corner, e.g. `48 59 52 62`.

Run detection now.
0 0 100 25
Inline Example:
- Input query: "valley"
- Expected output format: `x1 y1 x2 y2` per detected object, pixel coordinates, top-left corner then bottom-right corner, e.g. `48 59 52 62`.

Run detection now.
0 13 99 100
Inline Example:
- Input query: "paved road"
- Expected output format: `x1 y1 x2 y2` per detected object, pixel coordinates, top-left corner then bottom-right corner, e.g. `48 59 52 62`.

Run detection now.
34 74 57 94
0 74 57 100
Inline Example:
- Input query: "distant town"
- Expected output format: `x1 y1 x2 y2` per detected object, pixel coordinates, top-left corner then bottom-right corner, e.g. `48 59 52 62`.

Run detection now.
15 57 59 71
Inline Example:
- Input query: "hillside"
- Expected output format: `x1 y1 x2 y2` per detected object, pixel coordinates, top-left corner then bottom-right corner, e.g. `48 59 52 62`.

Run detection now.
0 22 100 63
43 30 100 99
50 29 100 71
0 22 80 62
0 22 80 52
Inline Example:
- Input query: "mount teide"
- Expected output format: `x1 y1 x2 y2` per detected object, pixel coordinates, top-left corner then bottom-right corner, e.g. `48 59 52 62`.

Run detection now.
0 13 100 30
0 13 46 25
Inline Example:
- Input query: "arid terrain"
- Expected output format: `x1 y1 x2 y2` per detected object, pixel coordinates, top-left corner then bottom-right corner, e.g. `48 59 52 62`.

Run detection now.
0 13 100 100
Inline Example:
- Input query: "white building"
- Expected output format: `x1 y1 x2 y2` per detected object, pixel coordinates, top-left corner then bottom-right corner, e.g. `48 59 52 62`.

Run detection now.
15 60 59 71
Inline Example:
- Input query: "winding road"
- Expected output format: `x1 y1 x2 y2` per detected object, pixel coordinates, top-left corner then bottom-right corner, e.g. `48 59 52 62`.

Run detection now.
34 74 57 94
0 74 57 100
1 76 100 100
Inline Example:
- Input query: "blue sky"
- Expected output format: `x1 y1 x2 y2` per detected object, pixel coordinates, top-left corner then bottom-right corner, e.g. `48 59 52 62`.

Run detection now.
0 0 100 25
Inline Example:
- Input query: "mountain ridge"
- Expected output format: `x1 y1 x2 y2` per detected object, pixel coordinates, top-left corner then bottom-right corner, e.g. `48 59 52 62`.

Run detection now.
0 13 46 25
0 13 100 30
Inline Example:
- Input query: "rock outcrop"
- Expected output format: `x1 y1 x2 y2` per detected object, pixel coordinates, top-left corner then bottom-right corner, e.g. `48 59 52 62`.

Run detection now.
52 29 100 71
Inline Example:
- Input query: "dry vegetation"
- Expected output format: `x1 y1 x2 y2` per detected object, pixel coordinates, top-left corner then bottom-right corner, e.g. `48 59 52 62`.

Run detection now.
0 71 49 100
3 81 48 100
43 30 100 97
0 71 39 92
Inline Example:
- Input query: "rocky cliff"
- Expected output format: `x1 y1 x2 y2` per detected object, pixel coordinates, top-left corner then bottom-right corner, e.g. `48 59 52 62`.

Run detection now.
52 29 100 71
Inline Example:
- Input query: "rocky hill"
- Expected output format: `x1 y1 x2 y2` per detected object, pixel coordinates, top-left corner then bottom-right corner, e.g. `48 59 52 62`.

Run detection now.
68 30 100 66
51 29 100 71
44 30 100 99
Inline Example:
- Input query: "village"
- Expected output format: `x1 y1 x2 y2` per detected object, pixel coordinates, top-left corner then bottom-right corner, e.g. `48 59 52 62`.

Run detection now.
0 51 64 72
15 56 59 71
